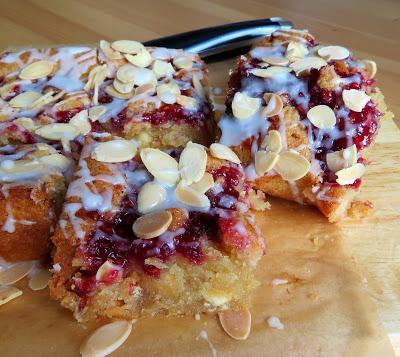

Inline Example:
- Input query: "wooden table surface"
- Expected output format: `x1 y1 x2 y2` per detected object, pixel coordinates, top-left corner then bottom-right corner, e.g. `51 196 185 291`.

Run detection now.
1 0 399 354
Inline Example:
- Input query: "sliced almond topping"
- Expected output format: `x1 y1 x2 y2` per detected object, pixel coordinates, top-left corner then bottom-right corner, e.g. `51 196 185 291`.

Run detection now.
144 257 168 269
0 286 22 306
255 151 279 175
262 93 283 117
274 151 310 181
40 153 71 171
140 148 180 185
105 85 134 100
218 307 251 340
262 56 289 66
210 143 241 164
289 57 327 75
176 94 197 110
342 89 371 112
95 260 121 282
175 182 210 208
173 55 193 69
111 40 144 54
318 45 350 61
124 49 152 67
156 82 180 104
91 139 137 163
231 92 260 120
152 60 175 78
189 172 214 193
0 159 45 179
13 117 36 131
113 78 134 94
0 81 22 100
307 105 336 129
132 210 172 239
28 269 52 291
99 40 124 60
29 91 54 110
249 66 291 78
326 145 357 172
88 106 106 121
192 74 205 98
80 321 133 357
179 142 207 185
0 261 34 285
84 65 108 91
70 110 91 135
135 83 156 96
261 130 282 153
137 182 167 214
9 91 42 108
361 60 377 79
336 163 365 185
35 123 80 142
19 60 54 80
132 67 157 87
116 64 137 84
285 41 309 61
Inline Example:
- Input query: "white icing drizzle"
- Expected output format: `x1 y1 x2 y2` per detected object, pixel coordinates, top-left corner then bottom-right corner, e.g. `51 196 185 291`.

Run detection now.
197 330 217 357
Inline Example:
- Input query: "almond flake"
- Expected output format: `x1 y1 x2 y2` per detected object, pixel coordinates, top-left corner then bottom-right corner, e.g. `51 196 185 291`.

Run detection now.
289 57 327 75
232 92 260 120
318 45 350 61
124 49 152 67
99 40 124 60
176 94 197 110
140 148 180 185
173 55 193 69
274 151 310 181
255 151 279 175
152 60 175 78
144 257 168 269
192 74 205 98
175 182 210 208
285 42 308 61
105 85 134 99
262 56 289 66
0 81 22 100
210 143 241 164
156 82 180 104
111 40 144 54
28 268 52 290
13 117 36 131
135 83 156 96
0 159 45 180
29 91 54 109
342 89 371 112
40 153 71 171
335 163 365 185
19 60 54 80
113 78 134 94
137 182 167 214
361 60 377 79
91 139 137 163
261 130 282 153
80 320 133 357
70 110 91 135
218 307 251 340
262 93 283 117
9 91 42 108
0 261 34 285
132 210 172 239
249 66 291 78
179 142 207 185
95 260 122 282
35 123 80 142
88 106 106 121
116 64 136 84
307 105 336 128
132 67 157 86
326 145 357 172
189 172 214 193
0 286 23 306
84 65 108 91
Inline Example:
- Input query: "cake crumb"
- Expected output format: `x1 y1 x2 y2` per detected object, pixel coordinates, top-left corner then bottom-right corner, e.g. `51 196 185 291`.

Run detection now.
307 292 318 300
195 313 201 321
267 316 284 330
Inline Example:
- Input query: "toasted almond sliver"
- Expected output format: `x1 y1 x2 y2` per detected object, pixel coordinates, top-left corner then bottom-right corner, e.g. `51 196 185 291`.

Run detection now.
189 172 214 193
289 56 327 75
261 130 282 153
336 163 365 185
361 60 377 79
40 153 71 171
285 41 309 61
317 45 350 61
88 106 107 121
175 182 210 208
152 60 175 78
113 78 134 94
192 74 205 99
307 105 336 129
0 261 35 285
274 151 310 181
176 94 197 110
28 269 52 291
13 117 36 131
116 64 137 84
29 91 55 110
342 89 371 112
80 321 133 357
111 40 144 54
218 307 251 341
35 123 80 141
70 110 91 135
132 67 157 87
156 82 180 104
0 286 23 306
255 151 279 175
91 139 137 163
0 81 22 100
144 257 168 269
133 210 172 239
262 56 289 66
262 93 283 117
9 91 42 108
210 143 241 164
137 182 167 214
140 148 180 185
179 142 207 185
326 145 357 172
95 260 121 282
105 85 134 100
124 49 152 67
249 66 291 78
19 60 54 80
0 159 44 179
99 40 124 60
173 55 193 70
232 92 260 120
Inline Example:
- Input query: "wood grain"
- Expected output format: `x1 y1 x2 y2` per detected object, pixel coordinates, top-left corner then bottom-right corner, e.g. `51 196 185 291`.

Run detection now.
0 0 399 354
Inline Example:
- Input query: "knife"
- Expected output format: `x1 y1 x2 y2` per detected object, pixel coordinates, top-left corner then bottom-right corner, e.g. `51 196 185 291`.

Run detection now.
143 17 292 62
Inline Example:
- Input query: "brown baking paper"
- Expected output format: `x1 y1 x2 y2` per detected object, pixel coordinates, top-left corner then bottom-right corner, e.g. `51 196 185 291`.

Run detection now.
0 61 395 357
